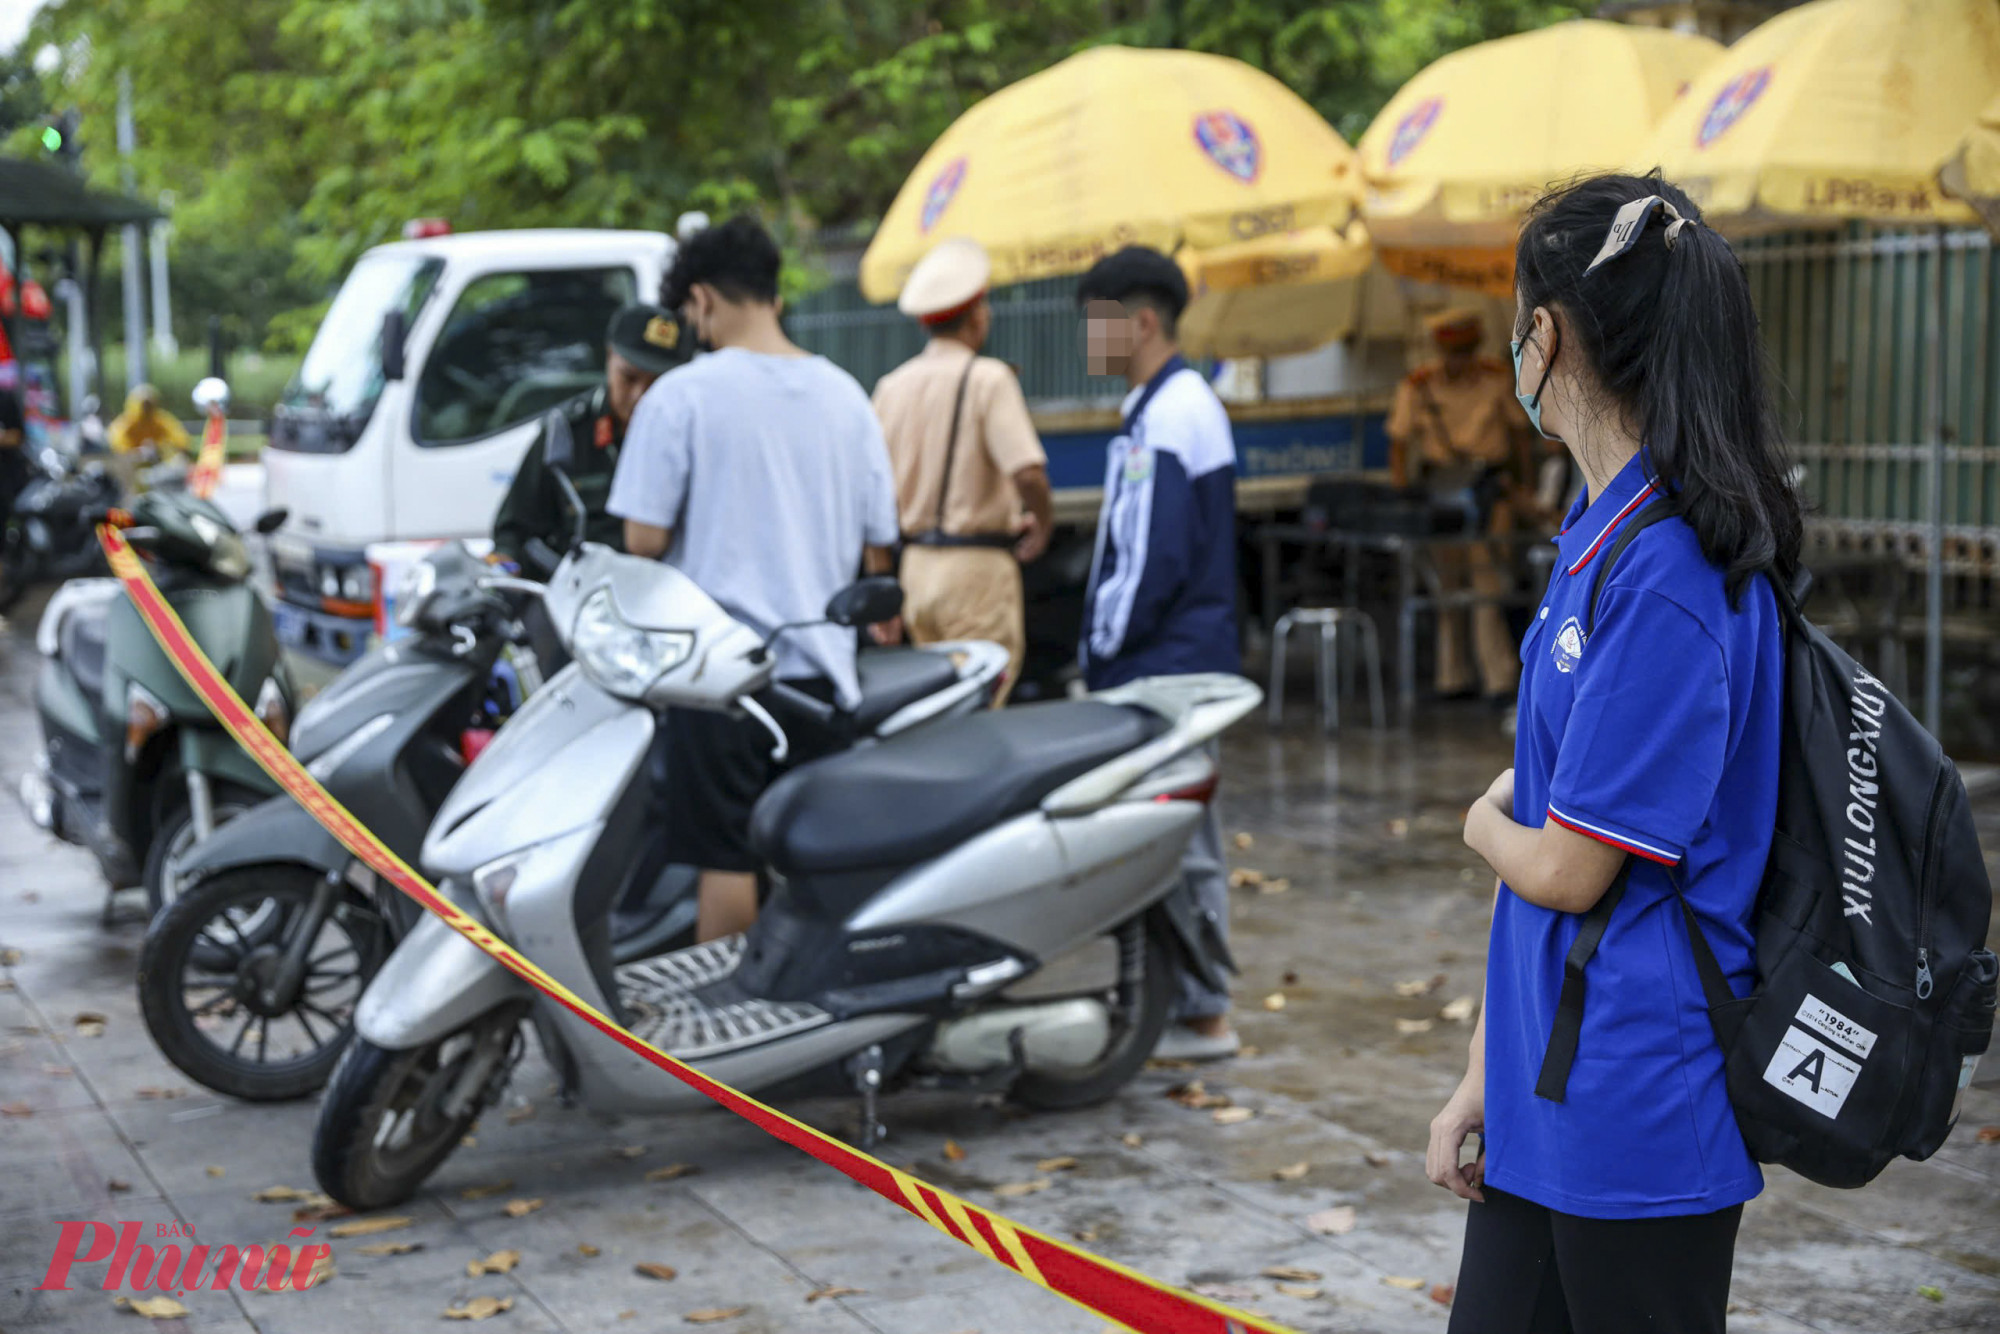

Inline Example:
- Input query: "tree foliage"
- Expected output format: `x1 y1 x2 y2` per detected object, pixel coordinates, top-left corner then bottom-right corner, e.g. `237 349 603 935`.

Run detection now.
21 0 1579 344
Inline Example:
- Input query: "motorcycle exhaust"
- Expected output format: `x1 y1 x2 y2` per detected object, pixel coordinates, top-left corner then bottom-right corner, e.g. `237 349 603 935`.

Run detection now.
926 999 1112 1075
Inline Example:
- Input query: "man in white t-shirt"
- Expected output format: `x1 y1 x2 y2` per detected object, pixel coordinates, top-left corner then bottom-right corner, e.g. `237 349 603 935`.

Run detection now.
608 216 900 942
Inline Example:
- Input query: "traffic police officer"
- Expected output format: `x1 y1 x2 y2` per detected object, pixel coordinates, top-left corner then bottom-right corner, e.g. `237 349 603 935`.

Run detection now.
872 238 1051 704
492 302 691 576
1387 307 1531 703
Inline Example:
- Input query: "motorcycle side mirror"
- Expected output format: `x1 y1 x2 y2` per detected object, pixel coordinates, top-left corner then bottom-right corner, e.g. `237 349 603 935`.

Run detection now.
192 376 231 416
824 576 902 629
380 309 408 382
541 411 575 473
254 508 289 535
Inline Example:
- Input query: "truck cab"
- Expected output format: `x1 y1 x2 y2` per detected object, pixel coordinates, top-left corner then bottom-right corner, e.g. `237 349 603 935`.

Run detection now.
263 228 674 663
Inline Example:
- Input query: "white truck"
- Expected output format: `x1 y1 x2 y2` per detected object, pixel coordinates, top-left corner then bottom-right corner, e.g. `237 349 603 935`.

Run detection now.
262 227 675 663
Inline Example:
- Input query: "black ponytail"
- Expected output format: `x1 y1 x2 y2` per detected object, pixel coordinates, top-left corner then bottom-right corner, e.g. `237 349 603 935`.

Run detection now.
1515 172 1802 599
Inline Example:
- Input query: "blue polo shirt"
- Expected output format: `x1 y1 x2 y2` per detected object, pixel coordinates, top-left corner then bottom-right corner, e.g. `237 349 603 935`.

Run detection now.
1484 452 1782 1219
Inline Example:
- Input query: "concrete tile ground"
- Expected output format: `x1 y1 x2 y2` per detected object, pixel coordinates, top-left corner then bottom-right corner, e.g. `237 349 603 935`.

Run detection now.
1 613 1997 1334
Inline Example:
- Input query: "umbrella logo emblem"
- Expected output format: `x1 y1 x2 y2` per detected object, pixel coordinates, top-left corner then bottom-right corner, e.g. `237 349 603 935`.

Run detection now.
1194 110 1262 184
1697 67 1771 149
1387 97 1443 168
920 157 968 233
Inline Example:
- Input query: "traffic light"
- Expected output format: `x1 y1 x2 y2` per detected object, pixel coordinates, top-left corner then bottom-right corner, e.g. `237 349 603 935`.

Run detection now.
40 110 82 167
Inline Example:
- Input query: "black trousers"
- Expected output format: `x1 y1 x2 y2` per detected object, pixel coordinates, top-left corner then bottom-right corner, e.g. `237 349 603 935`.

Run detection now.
1447 1187 1742 1334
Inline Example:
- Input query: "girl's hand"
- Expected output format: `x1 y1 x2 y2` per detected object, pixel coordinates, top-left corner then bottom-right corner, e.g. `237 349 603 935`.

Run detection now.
1426 1069 1487 1203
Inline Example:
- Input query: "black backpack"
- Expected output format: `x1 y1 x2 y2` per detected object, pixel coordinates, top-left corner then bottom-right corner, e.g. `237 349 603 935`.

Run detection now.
1538 504 1997 1189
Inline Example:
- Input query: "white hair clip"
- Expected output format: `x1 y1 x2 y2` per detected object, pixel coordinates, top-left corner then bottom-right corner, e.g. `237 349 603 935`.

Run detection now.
1584 195 1700 277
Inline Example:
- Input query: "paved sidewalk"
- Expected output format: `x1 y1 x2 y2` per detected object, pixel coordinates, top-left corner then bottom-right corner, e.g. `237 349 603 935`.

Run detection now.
1 622 1996 1334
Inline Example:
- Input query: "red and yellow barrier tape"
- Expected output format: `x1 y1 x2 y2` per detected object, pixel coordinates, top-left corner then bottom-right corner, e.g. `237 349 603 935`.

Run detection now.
99 524 1296 1334
187 413 227 501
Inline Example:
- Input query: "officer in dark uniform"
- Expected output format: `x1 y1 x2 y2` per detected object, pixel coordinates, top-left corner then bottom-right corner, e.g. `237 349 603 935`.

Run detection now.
492 303 691 576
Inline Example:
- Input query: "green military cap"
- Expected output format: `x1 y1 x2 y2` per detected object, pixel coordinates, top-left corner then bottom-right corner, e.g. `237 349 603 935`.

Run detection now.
607 303 694 375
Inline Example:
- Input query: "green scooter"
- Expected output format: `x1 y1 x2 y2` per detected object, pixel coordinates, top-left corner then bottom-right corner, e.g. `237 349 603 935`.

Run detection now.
19 483 295 917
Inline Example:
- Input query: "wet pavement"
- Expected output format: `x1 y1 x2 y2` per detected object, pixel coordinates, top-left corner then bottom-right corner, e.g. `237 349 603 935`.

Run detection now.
1 611 1997 1334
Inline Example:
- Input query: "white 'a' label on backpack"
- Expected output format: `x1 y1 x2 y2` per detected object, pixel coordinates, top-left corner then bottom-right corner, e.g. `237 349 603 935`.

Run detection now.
1762 994 1873 1119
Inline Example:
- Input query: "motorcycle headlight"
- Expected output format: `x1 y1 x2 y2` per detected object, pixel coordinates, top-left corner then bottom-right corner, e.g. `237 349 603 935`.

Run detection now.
188 511 250 581
125 682 168 764
254 676 290 746
569 587 691 699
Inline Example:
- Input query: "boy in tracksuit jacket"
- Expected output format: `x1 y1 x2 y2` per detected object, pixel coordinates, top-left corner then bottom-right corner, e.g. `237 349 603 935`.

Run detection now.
1076 247 1242 1060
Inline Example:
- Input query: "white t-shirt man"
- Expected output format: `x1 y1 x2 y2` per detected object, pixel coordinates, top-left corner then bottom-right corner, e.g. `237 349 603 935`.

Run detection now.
606 348 899 709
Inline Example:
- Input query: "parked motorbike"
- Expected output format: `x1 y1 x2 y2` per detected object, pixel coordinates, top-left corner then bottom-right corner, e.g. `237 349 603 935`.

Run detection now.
311 540 1255 1209
17 487 294 912
0 434 120 612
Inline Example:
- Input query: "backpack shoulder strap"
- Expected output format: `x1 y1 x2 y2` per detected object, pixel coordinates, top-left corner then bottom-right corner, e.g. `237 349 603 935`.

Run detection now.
1586 498 1677 639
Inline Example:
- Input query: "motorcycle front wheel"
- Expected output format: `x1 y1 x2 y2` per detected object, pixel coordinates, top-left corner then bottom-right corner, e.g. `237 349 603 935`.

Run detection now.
138 864 389 1101
312 1002 528 1211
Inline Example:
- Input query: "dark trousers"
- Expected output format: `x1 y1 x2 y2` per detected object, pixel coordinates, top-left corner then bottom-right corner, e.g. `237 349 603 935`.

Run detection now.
1448 1187 1742 1334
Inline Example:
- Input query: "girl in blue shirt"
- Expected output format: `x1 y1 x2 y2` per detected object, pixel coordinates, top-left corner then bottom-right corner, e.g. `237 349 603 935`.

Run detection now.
1428 174 1802 1333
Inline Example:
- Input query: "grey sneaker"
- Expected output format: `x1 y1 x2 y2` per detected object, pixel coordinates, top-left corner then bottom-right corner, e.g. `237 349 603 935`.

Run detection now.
1153 1023 1241 1063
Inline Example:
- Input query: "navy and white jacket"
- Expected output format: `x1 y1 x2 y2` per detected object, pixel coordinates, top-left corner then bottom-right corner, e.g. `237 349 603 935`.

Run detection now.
1081 356 1241 689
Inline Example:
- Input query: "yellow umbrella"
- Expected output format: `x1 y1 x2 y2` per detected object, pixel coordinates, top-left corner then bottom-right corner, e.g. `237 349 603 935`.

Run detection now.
1940 91 2000 236
1644 0 2000 227
859 45 1361 303
1174 224 1378 359
1358 19 1721 288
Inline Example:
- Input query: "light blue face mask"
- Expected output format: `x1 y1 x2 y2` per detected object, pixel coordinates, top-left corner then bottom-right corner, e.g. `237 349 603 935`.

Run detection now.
1510 329 1560 441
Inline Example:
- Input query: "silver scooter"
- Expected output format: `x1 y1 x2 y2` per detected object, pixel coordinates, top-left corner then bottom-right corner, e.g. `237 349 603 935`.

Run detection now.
312 543 1258 1209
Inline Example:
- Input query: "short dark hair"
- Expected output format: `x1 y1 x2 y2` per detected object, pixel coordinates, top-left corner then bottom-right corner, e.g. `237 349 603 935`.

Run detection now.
661 215 782 310
926 305 978 337
1515 172 1801 596
1077 246 1188 340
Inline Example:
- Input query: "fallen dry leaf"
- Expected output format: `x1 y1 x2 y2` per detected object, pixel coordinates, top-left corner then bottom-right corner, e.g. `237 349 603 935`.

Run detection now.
1440 996 1477 1023
1306 1206 1357 1236
1146 1056 1195 1071
1276 1283 1323 1300
505 1103 536 1124
1166 1079 1232 1110
1212 1106 1256 1126
1262 992 1287 1012
1227 868 1266 890
1430 1283 1456 1306
1256 878 1291 896
502 1198 544 1217
44 1064 72 1077
1393 974 1445 998
302 1255 336 1287
1364 1151 1392 1167
610 1145 647 1159
1239 1044 1262 1058
1191 1282 1257 1303
113 1294 190 1319
806 1285 864 1302
1 1101 32 1117
1073 1224 1104 1242
442 1296 514 1321
1396 1018 1435 1035
1262 1265 1323 1282
107 1178 132 1192
328 1215 414 1238
204 1165 225 1178
0 947 21 965
942 1139 966 1162
293 1198 348 1222
467 1249 521 1277
135 1086 186 1100
1035 1156 1079 1173
460 1180 515 1200
1975 1126 2000 1144
645 1163 697 1183
578 1244 601 1258
1383 1275 1426 1291
993 1178 1051 1198
619 1313 636 1322
1272 1162 1310 1182
75 1022 106 1039
683 1308 748 1324
1232 832 1253 850
636 1262 679 1282
1385 818 1410 839
354 1241 422 1256
252 1185 317 1203
462 1135 477 1148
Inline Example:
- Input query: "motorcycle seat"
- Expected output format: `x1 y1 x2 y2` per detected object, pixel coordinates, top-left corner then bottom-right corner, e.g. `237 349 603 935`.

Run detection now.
59 600 111 706
750 700 1166 877
850 648 961 734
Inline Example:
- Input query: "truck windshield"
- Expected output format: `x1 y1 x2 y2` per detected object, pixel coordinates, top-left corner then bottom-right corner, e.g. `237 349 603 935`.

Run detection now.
272 254 443 452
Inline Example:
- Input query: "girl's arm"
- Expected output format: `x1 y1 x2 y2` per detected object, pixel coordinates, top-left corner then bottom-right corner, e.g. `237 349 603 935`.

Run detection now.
1464 769 1628 914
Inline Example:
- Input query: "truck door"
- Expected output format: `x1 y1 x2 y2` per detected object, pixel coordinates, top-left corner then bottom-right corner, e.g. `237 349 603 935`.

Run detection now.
393 265 637 541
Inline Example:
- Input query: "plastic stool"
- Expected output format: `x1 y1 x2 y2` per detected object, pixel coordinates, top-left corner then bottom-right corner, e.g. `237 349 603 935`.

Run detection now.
1268 607 1385 733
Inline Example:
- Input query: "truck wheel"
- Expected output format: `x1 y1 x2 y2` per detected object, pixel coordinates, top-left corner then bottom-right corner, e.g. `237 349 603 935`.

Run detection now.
1011 924 1174 1113
313 1004 527 1211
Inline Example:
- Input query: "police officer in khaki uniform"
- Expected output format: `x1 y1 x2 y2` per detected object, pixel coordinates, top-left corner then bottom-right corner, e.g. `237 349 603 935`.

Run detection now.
492 303 690 576
1387 307 1530 703
872 238 1053 704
